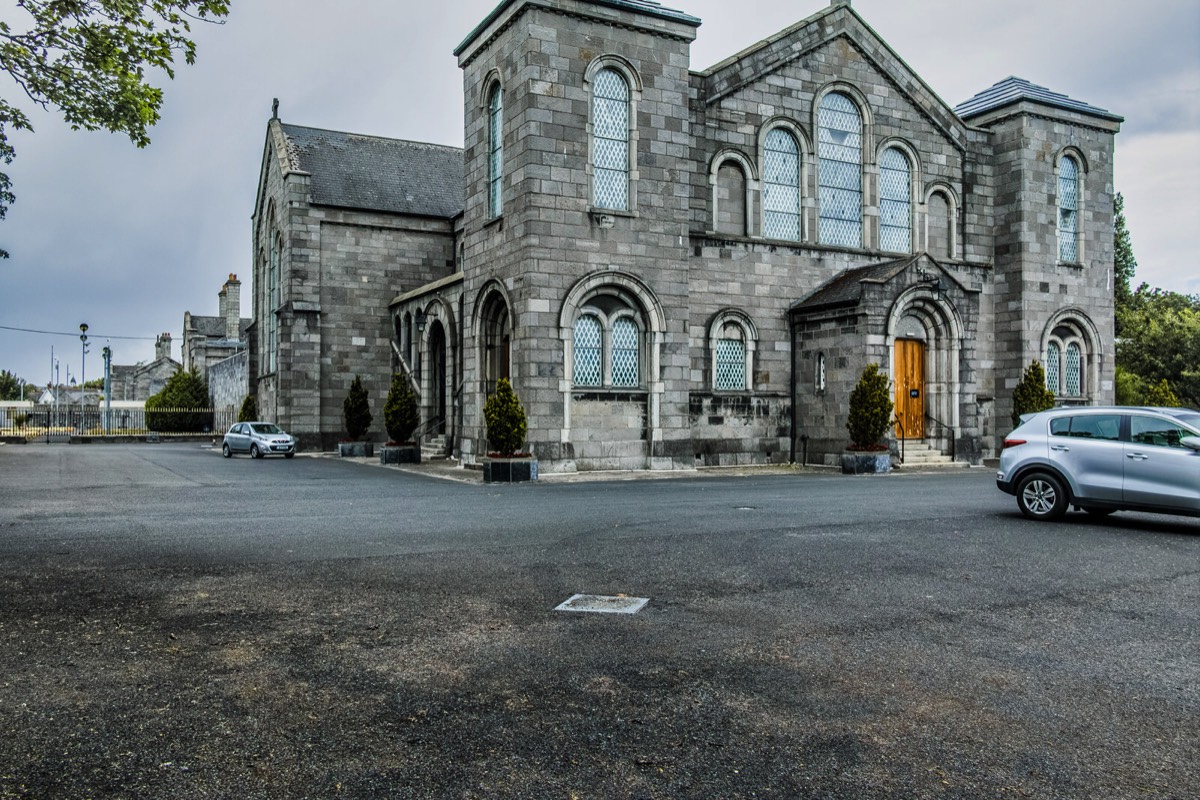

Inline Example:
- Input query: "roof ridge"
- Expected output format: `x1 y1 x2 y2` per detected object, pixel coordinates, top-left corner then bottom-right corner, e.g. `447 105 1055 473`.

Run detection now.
279 122 464 153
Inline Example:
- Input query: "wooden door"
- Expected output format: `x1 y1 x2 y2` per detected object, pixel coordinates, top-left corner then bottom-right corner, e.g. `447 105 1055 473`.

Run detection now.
894 339 925 439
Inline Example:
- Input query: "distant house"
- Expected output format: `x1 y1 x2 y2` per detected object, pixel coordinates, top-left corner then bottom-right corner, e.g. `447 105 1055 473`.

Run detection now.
109 333 181 402
183 273 251 410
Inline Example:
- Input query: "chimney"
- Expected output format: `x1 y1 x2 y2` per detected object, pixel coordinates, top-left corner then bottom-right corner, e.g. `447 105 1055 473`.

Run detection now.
218 283 228 327
224 273 242 341
156 332 172 361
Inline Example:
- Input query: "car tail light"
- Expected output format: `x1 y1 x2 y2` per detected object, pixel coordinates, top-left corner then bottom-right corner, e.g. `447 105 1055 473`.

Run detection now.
1002 438 1027 450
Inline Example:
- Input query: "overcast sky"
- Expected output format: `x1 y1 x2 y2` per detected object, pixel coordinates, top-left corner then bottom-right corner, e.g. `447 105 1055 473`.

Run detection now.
2 0 1197 387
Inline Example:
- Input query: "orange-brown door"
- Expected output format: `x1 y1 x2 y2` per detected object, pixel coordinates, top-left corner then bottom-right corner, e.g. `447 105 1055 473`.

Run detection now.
894 339 925 439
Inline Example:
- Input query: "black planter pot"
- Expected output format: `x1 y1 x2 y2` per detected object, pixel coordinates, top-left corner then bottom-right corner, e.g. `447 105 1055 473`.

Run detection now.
481 457 538 483
338 442 374 458
380 444 420 464
840 451 892 475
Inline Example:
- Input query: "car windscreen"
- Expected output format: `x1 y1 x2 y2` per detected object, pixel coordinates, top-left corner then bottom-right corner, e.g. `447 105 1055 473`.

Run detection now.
250 424 282 435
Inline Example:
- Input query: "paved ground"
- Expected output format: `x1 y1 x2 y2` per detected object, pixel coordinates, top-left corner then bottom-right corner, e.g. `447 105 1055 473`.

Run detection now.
0 443 1196 799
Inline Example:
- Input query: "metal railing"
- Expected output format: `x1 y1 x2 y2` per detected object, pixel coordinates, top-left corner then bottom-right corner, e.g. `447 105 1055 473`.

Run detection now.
0 406 237 441
924 412 956 461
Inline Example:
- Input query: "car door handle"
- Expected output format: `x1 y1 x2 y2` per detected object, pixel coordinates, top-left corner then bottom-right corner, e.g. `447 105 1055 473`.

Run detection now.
1050 445 1070 452
1126 452 1148 461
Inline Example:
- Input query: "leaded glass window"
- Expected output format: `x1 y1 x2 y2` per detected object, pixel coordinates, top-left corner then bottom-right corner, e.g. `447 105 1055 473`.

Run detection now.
879 147 912 253
818 92 863 248
267 233 280 373
715 338 746 391
593 68 630 211
1065 342 1082 396
488 83 503 218
1058 155 1079 263
611 318 639 387
763 129 801 240
1045 343 1060 392
573 315 602 386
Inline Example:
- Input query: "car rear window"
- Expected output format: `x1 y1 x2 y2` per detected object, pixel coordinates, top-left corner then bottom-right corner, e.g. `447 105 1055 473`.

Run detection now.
1050 414 1121 441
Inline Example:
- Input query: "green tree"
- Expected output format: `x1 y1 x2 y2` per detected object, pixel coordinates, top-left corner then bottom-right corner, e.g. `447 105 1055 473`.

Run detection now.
484 378 527 456
0 1 230 256
0 369 20 400
1113 193 1136 323
1117 287 1200 408
846 364 893 449
383 371 419 444
342 375 372 441
145 367 211 432
1012 360 1056 426
237 394 257 423
1143 378 1180 407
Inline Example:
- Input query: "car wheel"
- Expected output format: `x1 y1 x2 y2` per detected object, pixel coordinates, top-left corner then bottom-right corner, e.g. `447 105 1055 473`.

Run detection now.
250 444 262 459
222 443 231 458
1016 472 1068 521
284 453 294 459
1083 507 1115 517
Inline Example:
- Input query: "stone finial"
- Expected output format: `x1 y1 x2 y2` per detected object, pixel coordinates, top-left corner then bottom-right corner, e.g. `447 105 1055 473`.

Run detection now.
272 98 279 119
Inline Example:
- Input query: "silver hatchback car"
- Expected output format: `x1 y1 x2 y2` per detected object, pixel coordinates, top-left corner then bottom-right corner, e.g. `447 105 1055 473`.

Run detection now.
222 421 296 459
997 406 1200 520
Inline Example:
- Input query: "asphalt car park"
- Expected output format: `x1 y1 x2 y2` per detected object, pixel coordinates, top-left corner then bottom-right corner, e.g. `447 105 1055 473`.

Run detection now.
0 444 1196 799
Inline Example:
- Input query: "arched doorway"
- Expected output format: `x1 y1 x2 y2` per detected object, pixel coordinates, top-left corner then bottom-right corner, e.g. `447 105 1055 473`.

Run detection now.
887 288 962 447
894 316 926 439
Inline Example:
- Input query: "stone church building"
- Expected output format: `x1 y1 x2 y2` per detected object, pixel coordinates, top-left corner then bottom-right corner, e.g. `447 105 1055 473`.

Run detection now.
248 0 1121 471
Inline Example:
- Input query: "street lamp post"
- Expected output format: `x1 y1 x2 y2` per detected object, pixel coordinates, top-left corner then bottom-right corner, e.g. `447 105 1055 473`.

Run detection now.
79 323 89 434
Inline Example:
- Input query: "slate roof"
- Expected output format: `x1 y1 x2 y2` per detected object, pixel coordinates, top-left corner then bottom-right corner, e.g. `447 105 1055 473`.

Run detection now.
280 124 465 218
790 256 920 313
954 76 1122 122
188 315 252 340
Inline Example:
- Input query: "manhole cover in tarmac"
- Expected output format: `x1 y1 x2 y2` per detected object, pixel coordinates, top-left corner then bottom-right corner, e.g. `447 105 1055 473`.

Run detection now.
554 594 649 614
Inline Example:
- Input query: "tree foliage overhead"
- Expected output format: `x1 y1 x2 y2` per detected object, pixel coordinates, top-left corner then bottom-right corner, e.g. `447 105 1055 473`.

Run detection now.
0 0 230 256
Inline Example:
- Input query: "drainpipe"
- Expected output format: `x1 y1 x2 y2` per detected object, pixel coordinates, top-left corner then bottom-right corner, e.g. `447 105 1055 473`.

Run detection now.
789 316 797 464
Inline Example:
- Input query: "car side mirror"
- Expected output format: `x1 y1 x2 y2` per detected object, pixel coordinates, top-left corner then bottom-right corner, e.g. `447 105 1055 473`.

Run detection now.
1181 436 1200 452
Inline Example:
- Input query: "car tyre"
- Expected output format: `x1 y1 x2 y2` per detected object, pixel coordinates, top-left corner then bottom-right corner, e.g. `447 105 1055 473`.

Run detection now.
222 443 231 458
250 444 262 459
1016 472 1068 521
284 453 294 459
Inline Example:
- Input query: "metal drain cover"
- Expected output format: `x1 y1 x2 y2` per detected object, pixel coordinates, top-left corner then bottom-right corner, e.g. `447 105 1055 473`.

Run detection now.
554 594 649 614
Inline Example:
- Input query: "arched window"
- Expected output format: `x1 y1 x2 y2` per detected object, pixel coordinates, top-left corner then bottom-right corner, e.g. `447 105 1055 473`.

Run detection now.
879 147 912 253
927 190 953 259
713 160 747 236
1058 155 1080 263
592 68 630 211
611 318 640 387
708 311 757 393
763 128 801 240
817 92 863 248
1044 320 1091 400
488 82 503 218
573 315 603 386
266 231 281 373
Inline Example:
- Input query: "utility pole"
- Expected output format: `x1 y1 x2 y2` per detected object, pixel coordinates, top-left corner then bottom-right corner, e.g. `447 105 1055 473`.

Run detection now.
103 343 112 434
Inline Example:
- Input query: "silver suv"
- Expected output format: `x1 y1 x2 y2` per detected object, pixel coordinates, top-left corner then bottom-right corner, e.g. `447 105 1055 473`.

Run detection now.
997 406 1200 520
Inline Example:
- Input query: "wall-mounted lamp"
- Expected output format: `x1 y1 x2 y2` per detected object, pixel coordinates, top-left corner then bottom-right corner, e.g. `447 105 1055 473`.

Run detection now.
415 310 428 332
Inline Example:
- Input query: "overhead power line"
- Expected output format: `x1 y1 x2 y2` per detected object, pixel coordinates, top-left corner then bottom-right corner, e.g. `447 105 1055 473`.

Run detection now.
0 324 158 341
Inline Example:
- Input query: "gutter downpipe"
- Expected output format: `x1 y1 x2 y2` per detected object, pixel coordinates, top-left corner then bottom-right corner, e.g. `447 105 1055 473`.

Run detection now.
789 314 797 465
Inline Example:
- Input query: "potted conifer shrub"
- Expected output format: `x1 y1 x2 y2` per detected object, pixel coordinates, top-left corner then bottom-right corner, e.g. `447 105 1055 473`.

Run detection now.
339 375 374 457
1011 360 1056 426
481 378 536 483
842 363 894 474
380 370 420 464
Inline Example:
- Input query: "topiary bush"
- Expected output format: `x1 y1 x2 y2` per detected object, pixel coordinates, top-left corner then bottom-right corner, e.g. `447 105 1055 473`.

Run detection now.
343 375 372 441
484 378 528 457
237 394 258 422
146 368 212 432
1012 360 1056 426
384 370 420 444
846 363 893 450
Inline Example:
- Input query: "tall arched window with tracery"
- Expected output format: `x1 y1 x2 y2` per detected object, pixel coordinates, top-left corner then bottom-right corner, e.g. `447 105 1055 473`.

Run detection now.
763 129 801 240
1044 320 1091 400
708 312 757 393
266 231 280 373
488 82 503 218
573 315 603 386
611 318 640 388
817 92 863 248
592 68 631 211
1045 343 1061 393
879 147 912 253
1058 155 1080 263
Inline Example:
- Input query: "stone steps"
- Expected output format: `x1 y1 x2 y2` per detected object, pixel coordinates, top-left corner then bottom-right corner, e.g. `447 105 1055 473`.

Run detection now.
421 434 450 460
897 439 963 468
